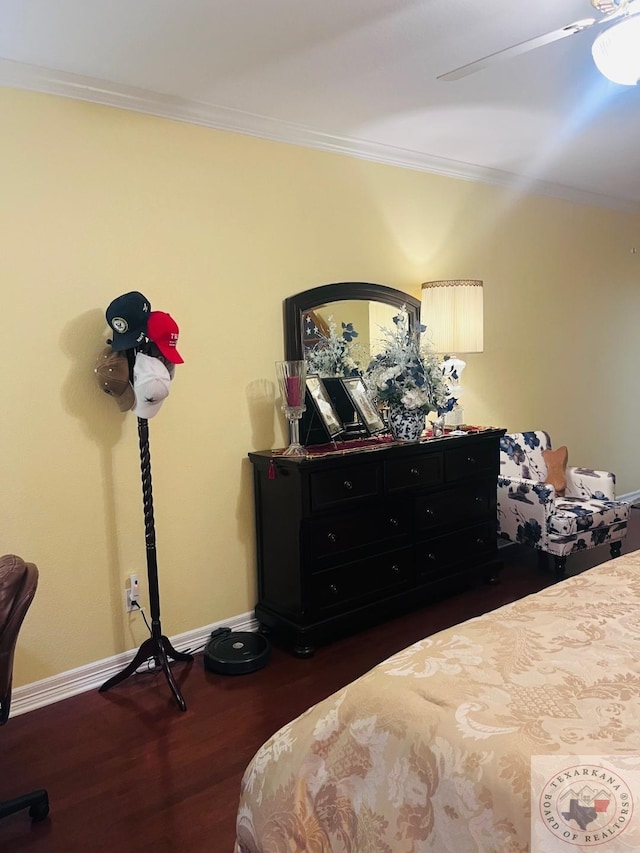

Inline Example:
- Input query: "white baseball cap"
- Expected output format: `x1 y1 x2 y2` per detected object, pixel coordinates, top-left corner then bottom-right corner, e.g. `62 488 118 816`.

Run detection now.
132 352 171 419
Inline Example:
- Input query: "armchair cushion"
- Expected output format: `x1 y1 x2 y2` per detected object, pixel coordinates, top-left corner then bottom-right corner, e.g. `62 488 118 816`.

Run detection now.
542 446 567 495
547 497 627 538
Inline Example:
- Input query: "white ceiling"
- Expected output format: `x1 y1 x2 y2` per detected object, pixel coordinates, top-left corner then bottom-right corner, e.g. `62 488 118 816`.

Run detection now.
2 0 640 212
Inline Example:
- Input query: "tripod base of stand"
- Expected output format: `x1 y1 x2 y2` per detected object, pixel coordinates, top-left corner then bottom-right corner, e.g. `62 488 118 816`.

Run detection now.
99 635 193 711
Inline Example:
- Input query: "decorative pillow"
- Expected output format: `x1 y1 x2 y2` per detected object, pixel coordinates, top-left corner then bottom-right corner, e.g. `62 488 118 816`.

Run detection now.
542 446 568 496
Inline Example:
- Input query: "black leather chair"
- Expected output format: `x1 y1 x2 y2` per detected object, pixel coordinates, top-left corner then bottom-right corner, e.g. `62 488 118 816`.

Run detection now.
0 555 49 822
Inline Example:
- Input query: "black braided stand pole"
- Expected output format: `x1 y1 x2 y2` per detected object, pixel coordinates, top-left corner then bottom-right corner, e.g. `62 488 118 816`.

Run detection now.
100 418 193 711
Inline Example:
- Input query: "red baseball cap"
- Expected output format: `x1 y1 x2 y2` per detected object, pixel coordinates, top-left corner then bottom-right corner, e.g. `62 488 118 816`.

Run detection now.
146 311 184 364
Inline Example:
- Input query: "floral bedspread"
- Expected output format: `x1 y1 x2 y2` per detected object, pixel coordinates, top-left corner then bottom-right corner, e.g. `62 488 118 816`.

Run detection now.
235 551 640 853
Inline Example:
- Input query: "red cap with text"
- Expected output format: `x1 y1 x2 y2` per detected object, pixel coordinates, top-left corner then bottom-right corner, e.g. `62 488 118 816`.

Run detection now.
146 311 184 364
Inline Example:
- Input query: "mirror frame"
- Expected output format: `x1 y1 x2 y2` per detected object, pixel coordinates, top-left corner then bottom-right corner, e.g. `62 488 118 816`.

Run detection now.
283 281 421 361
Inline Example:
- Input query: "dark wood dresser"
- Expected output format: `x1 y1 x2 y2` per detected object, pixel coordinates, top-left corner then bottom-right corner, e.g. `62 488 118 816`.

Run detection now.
248 429 505 655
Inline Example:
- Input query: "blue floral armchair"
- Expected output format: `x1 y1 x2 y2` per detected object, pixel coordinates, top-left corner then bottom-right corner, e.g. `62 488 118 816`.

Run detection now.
497 431 629 579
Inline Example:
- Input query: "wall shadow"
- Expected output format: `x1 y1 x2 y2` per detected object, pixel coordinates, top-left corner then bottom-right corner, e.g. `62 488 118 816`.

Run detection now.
59 309 132 652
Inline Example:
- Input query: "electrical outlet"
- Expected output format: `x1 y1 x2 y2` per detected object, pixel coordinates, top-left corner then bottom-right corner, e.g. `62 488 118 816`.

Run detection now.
124 573 140 612
129 573 140 603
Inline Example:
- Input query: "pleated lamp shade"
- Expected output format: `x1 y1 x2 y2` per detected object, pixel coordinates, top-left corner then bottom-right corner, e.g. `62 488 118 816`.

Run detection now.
420 280 484 354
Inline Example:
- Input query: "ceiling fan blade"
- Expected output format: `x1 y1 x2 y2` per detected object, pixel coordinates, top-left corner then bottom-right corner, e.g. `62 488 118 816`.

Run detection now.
437 18 597 81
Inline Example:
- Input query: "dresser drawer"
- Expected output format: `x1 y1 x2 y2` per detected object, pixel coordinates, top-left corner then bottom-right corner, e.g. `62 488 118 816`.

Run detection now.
385 452 443 493
445 442 497 482
310 463 382 510
416 484 492 533
310 547 414 612
416 522 494 579
308 506 410 562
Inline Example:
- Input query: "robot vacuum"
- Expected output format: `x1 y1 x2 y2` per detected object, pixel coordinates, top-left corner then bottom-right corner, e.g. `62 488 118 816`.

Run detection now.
204 627 271 675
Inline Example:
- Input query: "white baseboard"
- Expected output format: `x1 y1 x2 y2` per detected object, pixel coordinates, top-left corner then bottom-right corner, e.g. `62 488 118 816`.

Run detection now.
11 610 259 717
11 489 640 717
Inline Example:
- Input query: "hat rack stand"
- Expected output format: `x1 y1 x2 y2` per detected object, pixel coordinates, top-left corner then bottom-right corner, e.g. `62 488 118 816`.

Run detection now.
99 409 193 712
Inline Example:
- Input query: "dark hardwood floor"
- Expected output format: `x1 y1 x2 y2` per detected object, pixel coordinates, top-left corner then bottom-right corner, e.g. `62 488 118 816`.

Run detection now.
2 511 639 852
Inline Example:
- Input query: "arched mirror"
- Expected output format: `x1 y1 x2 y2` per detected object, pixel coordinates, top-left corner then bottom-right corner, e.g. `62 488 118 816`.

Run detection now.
283 283 421 445
284 281 421 368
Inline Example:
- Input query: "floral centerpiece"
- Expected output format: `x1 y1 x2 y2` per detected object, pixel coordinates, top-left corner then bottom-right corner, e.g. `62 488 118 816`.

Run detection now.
305 316 362 377
365 307 456 440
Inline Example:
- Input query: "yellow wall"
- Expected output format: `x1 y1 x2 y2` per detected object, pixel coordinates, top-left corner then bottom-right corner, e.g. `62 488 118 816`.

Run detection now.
2 87 639 688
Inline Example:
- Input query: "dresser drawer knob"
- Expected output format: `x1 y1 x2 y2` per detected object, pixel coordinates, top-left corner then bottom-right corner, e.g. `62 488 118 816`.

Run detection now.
425 508 435 517
476 537 485 545
329 583 339 595
467 456 476 464
410 467 420 477
343 480 353 490
427 552 436 561
390 564 400 574
474 496 483 503
327 532 337 543
389 517 399 527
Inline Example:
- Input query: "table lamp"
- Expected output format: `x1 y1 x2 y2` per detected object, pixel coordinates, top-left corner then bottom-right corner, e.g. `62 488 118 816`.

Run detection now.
420 280 483 426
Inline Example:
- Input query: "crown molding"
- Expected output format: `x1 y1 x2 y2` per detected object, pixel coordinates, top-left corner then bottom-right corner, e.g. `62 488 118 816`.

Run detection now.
2 57 639 215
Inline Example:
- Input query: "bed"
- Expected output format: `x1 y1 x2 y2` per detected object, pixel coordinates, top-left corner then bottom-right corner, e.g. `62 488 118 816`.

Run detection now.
235 550 640 852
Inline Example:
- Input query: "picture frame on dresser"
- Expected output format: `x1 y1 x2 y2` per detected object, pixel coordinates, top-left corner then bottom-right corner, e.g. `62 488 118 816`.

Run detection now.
305 376 344 439
341 377 386 435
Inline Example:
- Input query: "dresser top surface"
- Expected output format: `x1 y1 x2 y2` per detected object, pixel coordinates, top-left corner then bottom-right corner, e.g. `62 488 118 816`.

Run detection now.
249 427 506 467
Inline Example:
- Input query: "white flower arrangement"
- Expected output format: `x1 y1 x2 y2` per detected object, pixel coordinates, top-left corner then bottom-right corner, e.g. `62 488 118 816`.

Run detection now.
365 308 456 416
305 316 363 378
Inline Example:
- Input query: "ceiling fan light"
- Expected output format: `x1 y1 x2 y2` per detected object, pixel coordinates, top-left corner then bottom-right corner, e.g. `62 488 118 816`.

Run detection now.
592 16 640 85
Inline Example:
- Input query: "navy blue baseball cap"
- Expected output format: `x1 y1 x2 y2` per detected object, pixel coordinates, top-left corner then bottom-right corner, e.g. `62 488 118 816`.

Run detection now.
106 291 151 351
